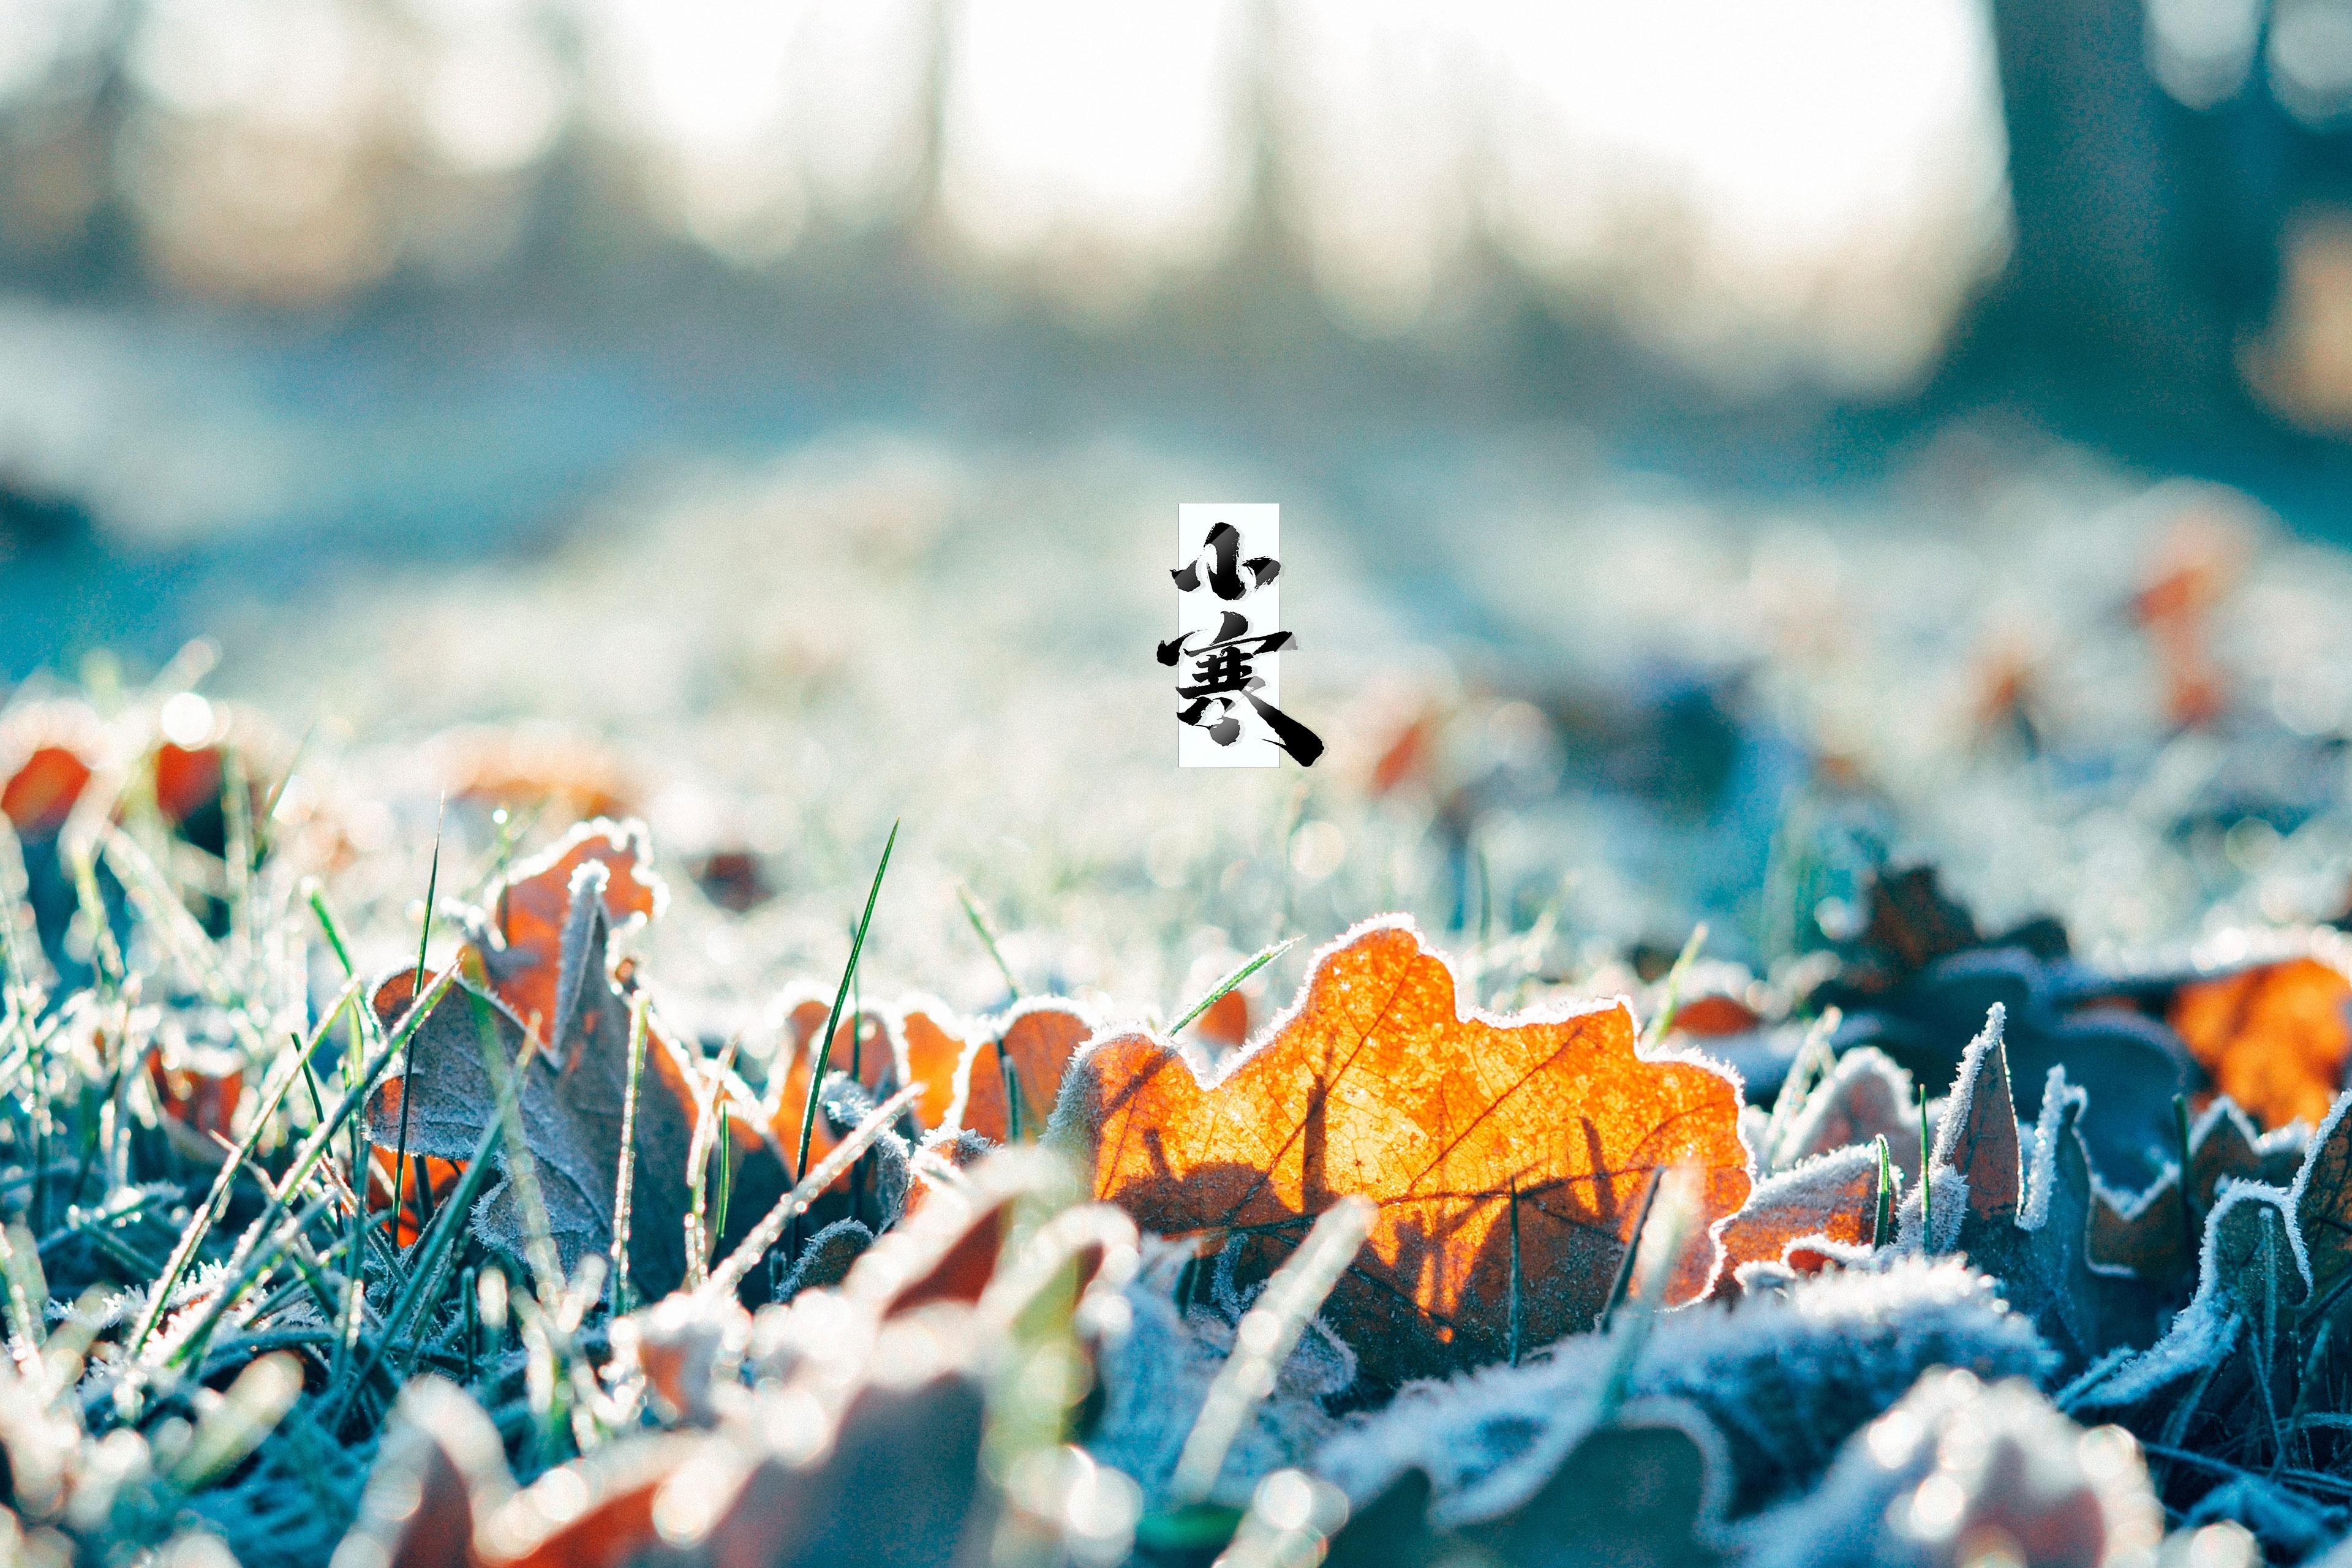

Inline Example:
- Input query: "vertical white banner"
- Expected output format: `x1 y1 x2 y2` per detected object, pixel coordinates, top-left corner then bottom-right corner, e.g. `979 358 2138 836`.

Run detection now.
1176 502 1279 768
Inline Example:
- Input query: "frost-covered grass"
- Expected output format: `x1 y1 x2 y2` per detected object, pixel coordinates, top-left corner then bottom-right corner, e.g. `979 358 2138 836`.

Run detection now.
4 428 2350 1564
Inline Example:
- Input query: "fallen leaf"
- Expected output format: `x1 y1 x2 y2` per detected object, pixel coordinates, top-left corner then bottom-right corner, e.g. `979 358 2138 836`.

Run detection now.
1328 1401 1730 1568
366 1148 467 1250
1769 1046 1919 1177
1755 1371 2164 1568
900 999 1093 1144
2289 1088 2352 1321
690 848 770 913
0 739 92 838
834 1149 1130 1325
1668 993 1765 1039
1054 917 1752 1385
1717 1142 1885 1276
1191 987 1252 1049
338 1376 701 1568
336 1377 512 1568
477 1438 696 1568
1839 947 2187 1188
609 1292 748 1425
150 741 225 834
777 1218 873 1301
763 993 902 1179
1910 1006 2117 1370
368 820 785 1297
439 725 637 829
2169 948 2352 1133
1856 865 1984 981
1828 865 2070 1001
2087 1099 2303 1283
475 820 664 1039
662 1311 998 1568
2068 1181 2305 1431
143 1041 242 1144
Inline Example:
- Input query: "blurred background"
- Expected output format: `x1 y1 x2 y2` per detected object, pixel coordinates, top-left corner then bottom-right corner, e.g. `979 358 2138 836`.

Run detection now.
6 0 2352 1001
2 0 2348 607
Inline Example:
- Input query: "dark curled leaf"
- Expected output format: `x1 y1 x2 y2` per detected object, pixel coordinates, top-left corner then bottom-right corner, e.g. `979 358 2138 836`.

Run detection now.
1329 1401 1733 1568
367 823 786 1298
2088 1097 2304 1288
1900 1006 2126 1371
1315 1257 2051 1525
778 1218 873 1302
1840 948 2188 1188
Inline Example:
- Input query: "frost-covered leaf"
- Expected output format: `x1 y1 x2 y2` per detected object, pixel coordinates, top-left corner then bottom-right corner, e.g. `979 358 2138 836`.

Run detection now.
368 820 786 1297
2066 1182 2303 1425
1719 1143 1887 1277
1327 1401 1733 1568
2286 1090 2352 1322
1744 1370 2163 1568
334 1377 511 1568
661 1309 1000 1568
900 998 1093 1142
1840 948 2188 1188
1052 916 1752 1385
1771 1046 1919 1177
1314 1257 2051 1523
471 818 664 1039
2087 1098 2302 1285
1087 1275 1349 1512
1904 1007 2119 1370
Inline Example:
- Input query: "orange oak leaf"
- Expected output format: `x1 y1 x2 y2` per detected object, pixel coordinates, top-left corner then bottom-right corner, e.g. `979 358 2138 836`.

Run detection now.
1718 1142 1884 1276
1053 918 1753 1385
438 725 639 831
764 994 901 1179
2168 947 2352 1132
477 820 664 1038
900 1000 1093 1144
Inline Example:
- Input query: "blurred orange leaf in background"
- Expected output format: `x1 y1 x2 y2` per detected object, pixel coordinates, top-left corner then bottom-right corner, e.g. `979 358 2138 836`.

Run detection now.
2169 952 2352 1131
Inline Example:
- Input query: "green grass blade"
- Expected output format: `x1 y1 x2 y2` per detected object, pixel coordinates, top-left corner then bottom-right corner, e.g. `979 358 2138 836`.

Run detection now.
1170 938 1295 1039
796 820 899 1183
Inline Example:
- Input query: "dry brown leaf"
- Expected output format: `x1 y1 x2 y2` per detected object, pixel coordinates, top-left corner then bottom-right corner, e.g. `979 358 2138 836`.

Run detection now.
1717 1143 1883 1276
1055 918 1752 1385
2169 949 2352 1132
1858 866 1983 982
